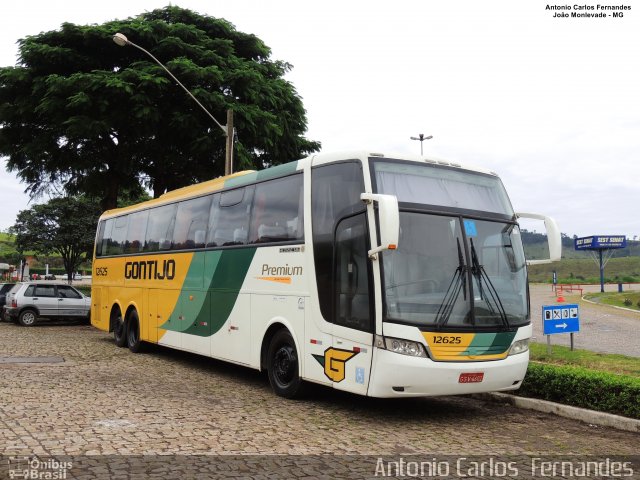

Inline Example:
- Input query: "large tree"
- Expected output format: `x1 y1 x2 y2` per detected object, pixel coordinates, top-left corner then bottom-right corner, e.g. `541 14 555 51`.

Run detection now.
10 196 102 282
0 6 320 210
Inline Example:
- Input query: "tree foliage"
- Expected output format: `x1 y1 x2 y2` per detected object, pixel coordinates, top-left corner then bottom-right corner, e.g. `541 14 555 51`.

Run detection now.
0 6 320 210
10 197 102 281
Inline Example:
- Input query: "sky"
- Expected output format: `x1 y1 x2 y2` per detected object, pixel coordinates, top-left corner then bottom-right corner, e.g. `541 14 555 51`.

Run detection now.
1 0 638 239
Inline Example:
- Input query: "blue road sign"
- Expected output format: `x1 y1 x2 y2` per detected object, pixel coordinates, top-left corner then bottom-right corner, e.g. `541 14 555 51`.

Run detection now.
542 304 580 335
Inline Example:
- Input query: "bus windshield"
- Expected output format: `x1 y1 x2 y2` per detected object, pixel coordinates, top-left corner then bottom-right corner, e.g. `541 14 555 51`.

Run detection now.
381 213 528 329
373 160 514 215
372 160 528 330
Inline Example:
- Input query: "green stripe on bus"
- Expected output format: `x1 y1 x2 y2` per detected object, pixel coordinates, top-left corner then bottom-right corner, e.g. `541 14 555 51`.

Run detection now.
162 248 257 336
461 331 516 356
224 161 299 188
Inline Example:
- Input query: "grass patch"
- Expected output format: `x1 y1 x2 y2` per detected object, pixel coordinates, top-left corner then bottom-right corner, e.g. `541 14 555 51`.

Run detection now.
584 291 640 311
530 343 640 377
517 362 640 419
521 344 640 418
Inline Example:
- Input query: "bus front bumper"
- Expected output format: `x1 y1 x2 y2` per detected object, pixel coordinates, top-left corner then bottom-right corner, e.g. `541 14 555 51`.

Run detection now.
367 348 529 398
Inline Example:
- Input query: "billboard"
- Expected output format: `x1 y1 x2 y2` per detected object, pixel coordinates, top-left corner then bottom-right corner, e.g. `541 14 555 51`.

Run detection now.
574 235 627 250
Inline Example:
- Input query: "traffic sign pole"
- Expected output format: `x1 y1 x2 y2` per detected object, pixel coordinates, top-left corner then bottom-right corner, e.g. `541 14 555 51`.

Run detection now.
542 304 580 352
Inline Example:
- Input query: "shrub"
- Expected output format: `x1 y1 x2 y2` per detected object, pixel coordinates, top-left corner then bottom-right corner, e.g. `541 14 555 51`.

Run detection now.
516 362 640 419
623 298 633 307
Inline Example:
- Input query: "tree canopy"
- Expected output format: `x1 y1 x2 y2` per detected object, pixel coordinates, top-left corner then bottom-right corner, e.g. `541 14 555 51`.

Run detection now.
10 196 102 281
0 6 320 210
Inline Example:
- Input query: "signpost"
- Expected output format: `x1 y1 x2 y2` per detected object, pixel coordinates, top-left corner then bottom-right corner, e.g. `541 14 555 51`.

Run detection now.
542 304 580 353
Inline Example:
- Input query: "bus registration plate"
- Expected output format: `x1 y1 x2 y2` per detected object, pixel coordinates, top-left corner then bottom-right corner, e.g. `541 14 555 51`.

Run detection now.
459 372 484 383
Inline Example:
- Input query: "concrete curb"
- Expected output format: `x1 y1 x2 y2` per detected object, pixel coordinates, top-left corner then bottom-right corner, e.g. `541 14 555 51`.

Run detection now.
474 392 640 433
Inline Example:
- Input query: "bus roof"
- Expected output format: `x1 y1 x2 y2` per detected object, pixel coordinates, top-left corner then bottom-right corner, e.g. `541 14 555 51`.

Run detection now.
99 151 499 219
309 150 498 177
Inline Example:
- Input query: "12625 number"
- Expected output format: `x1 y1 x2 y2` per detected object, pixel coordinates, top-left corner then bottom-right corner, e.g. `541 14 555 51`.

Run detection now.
432 335 462 344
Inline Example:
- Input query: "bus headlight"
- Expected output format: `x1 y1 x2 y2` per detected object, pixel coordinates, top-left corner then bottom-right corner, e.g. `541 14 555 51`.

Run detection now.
375 335 427 357
508 338 529 356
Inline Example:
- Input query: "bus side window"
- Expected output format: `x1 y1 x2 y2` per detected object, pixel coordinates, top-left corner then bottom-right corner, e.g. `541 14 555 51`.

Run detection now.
124 210 149 254
311 161 367 324
171 195 212 250
207 187 254 247
249 174 304 244
335 214 372 331
96 219 113 257
205 194 221 247
106 215 129 256
144 203 177 252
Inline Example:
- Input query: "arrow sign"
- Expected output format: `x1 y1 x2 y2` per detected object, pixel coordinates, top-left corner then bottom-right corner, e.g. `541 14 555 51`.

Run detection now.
542 304 580 335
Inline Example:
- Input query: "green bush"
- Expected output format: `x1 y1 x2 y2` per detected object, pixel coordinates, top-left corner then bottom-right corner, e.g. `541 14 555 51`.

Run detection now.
623 298 633 306
516 362 640 419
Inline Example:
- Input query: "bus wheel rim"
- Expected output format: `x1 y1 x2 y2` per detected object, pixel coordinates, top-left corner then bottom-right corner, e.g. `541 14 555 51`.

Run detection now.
274 345 296 386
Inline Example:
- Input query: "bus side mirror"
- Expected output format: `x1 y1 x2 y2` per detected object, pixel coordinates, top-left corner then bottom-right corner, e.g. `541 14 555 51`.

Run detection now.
361 193 399 259
516 212 562 265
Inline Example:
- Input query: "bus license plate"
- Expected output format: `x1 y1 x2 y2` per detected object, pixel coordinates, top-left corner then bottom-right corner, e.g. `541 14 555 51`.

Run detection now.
459 372 484 383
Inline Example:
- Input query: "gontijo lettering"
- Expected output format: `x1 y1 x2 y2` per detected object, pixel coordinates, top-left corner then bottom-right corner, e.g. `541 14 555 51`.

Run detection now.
125 259 176 280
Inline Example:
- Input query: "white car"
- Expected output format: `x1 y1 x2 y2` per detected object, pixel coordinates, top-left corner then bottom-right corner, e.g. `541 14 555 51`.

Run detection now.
2 282 91 326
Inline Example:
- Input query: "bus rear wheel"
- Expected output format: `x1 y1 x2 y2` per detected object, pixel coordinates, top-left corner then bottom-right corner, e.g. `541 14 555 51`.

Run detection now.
126 310 143 353
267 329 304 399
112 310 126 348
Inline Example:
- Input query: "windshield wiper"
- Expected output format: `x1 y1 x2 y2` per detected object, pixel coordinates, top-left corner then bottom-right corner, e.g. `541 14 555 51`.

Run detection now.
469 238 509 328
434 238 467 329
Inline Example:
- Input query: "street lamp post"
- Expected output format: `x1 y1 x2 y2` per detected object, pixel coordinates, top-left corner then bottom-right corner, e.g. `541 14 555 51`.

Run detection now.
112 32 234 175
410 133 433 156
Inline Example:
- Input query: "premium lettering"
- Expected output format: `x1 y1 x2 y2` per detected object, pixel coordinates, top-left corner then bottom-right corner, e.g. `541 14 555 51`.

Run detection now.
261 264 303 276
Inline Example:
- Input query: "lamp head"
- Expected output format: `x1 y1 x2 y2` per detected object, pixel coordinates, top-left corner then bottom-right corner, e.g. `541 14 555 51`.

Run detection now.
113 33 129 47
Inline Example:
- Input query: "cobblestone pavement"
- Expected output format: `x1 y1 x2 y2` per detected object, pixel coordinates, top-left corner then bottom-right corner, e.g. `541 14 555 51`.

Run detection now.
529 284 640 357
0 319 638 478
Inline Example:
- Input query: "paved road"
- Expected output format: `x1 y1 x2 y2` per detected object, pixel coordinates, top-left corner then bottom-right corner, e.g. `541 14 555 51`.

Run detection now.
0 320 638 478
529 284 640 357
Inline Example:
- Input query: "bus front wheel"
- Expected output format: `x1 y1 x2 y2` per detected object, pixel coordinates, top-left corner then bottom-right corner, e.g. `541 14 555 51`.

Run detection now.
267 329 304 399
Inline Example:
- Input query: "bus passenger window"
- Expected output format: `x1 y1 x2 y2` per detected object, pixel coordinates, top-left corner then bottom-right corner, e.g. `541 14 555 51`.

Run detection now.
249 174 304 244
171 195 212 250
207 187 254 247
124 210 149 254
143 203 177 252
96 219 113 257
106 215 129 256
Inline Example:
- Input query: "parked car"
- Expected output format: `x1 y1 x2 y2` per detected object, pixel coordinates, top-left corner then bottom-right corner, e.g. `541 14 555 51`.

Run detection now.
0 282 15 310
44 274 56 280
3 282 91 326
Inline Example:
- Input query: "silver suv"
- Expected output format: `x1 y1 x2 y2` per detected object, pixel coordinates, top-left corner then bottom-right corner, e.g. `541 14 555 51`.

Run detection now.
2 282 91 326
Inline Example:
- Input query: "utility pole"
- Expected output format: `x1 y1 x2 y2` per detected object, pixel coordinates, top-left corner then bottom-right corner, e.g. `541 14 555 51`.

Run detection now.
225 109 234 176
112 33 235 176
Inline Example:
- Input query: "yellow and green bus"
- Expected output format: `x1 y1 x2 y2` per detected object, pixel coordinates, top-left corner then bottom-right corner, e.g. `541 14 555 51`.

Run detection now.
91 151 560 398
